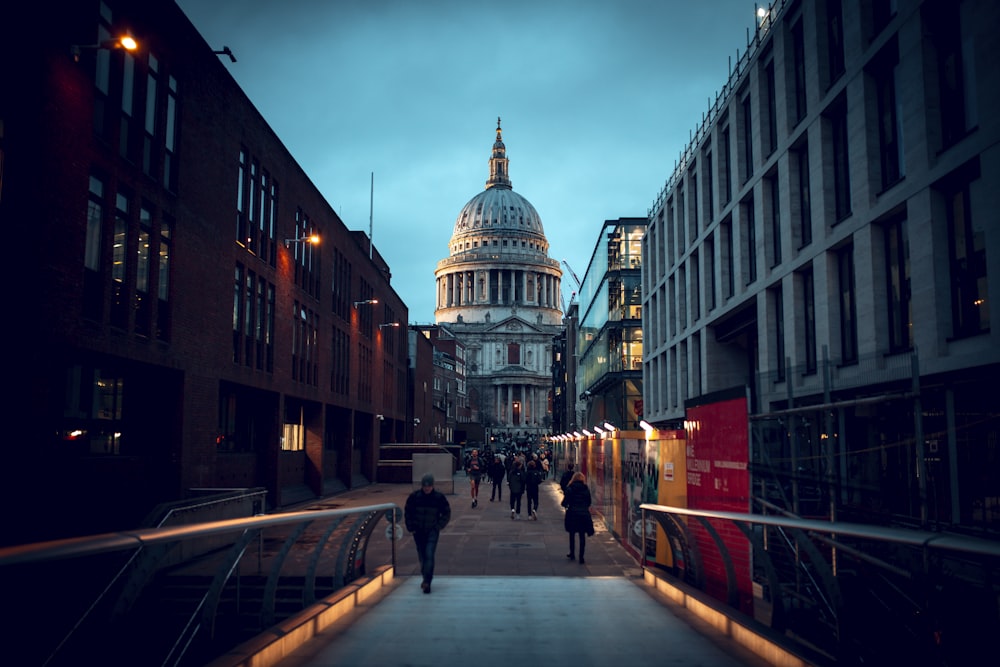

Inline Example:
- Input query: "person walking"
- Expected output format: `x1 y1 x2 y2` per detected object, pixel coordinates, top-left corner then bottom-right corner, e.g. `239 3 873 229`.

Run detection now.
404 473 451 593
559 462 575 495
465 449 484 508
488 455 506 502
561 471 594 564
507 458 527 520
525 459 543 520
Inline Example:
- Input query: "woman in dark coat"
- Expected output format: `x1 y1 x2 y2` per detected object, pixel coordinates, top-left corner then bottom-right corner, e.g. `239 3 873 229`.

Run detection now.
561 471 594 564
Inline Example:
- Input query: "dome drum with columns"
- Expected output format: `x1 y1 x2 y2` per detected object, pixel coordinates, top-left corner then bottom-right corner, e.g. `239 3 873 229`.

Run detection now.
434 119 562 439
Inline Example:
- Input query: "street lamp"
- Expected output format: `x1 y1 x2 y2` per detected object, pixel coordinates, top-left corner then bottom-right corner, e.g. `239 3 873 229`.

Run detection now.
353 299 378 308
71 35 138 62
284 233 320 248
378 322 400 329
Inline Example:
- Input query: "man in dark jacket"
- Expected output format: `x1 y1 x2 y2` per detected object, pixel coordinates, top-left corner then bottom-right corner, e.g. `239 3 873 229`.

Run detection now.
404 473 451 593
507 459 527 519
559 463 575 495
488 455 506 502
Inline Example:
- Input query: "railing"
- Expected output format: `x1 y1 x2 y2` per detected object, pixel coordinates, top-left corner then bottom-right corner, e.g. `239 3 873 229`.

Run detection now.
0 503 401 667
640 502 1000 666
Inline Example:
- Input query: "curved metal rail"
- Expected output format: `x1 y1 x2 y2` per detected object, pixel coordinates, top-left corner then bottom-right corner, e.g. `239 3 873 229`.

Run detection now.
641 503 1000 666
0 503 401 667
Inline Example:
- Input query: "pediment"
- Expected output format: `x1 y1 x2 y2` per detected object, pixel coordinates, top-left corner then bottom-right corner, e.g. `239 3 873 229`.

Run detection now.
482 315 551 335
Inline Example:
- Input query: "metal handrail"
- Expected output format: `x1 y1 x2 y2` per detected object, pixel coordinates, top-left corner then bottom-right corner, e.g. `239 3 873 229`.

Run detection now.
0 503 399 566
639 504 1000 558
0 503 401 667
640 503 1000 665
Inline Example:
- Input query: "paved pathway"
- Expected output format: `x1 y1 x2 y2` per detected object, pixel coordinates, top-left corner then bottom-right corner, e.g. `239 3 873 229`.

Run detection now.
270 473 774 667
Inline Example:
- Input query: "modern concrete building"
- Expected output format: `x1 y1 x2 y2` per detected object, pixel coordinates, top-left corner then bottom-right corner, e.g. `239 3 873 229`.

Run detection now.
2 0 410 544
434 120 563 443
642 0 999 531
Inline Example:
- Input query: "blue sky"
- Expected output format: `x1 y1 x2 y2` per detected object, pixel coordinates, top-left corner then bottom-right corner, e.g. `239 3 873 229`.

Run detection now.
176 0 761 323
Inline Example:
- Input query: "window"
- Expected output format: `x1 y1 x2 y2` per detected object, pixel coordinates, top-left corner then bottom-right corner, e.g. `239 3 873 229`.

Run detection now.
157 215 171 342
942 161 989 337
706 233 717 312
871 0 897 38
927 0 977 149
837 244 858 364
506 342 521 365
142 54 158 177
800 267 817 373
62 364 126 456
331 327 350 394
741 195 757 285
135 205 152 337
721 217 735 299
233 265 244 364
771 283 785 381
677 185 686 252
111 190 130 329
825 0 846 87
740 91 754 182
872 40 904 190
720 118 732 206
666 198 675 264
762 57 777 156
236 148 247 243
690 252 700 322
883 216 911 352
793 141 812 248
292 302 318 385
84 175 105 319
282 407 305 451
119 49 136 161
164 75 179 191
765 170 781 267
690 170 699 238
703 147 714 223
293 208 320 297
827 94 852 222
790 18 807 125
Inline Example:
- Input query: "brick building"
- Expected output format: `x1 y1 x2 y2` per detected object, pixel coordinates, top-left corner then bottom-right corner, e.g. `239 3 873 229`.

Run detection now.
1 0 409 544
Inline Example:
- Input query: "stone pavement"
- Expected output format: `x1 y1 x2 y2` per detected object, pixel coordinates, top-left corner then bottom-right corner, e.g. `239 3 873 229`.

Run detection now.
290 471 644 580
265 473 779 667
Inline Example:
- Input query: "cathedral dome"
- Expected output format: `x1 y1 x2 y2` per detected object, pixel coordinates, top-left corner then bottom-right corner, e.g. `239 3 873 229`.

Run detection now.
447 118 549 258
435 118 562 327
452 187 546 241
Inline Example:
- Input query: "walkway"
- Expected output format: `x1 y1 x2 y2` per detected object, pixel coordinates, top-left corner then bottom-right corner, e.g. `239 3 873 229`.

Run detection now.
265 473 776 667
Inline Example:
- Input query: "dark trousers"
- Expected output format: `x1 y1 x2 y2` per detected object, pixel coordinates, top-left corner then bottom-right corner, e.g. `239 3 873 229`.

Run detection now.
568 531 586 559
509 491 523 515
490 478 503 500
526 487 539 513
413 529 440 584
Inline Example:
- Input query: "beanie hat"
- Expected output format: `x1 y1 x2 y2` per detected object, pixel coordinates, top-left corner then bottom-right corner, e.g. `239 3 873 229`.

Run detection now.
421 473 435 487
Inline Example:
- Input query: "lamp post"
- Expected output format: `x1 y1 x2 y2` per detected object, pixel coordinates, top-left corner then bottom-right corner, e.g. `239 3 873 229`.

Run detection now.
71 35 138 62
284 234 320 249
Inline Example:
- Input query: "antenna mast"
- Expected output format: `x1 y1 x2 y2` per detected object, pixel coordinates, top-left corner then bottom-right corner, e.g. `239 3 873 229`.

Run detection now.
369 172 374 259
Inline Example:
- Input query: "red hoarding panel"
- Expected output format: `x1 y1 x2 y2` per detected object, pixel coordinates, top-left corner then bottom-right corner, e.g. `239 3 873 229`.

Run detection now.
686 396 752 612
